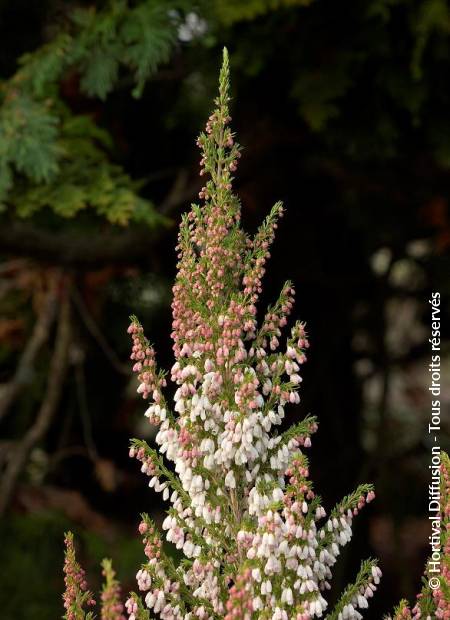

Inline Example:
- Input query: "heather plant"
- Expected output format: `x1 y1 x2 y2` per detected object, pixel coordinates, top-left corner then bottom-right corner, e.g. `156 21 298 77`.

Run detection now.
61 49 449 620
124 49 382 620
386 452 450 620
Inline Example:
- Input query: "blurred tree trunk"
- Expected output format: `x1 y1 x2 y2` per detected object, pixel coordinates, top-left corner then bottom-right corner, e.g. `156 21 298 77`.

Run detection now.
0 280 71 515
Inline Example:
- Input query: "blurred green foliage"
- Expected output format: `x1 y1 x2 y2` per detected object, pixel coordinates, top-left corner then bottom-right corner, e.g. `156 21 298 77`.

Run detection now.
2 0 450 201
8 111 162 226
0 0 192 221
2 0 450 222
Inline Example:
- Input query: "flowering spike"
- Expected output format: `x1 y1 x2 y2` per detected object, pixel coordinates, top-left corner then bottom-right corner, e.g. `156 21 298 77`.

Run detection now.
326 559 382 620
62 532 96 620
101 559 126 620
127 48 380 620
129 316 169 424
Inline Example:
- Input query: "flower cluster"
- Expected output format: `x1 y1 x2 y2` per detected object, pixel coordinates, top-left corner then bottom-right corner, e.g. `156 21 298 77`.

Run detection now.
125 593 151 620
386 452 450 620
127 49 382 620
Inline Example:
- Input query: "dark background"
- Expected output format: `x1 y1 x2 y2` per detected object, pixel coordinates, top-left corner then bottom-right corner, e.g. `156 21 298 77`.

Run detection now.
0 1 449 618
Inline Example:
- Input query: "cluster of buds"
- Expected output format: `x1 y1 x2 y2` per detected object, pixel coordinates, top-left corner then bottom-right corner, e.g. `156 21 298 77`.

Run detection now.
129 319 167 421
62 532 96 620
126 49 382 620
